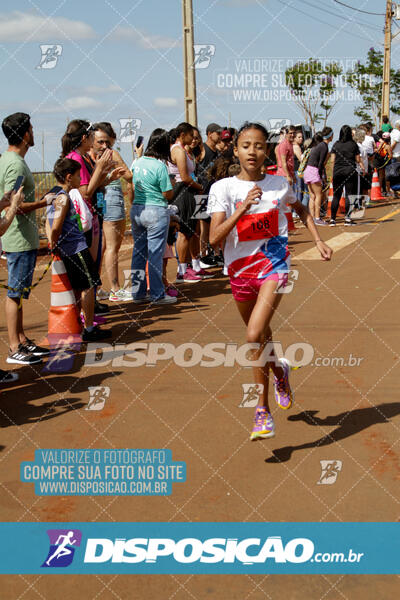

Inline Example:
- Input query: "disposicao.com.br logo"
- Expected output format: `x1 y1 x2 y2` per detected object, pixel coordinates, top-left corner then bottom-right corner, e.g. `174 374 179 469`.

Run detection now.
38 530 365 571
81 536 363 566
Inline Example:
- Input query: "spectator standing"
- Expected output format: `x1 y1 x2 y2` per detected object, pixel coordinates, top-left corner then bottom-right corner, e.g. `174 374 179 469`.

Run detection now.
48 158 111 341
169 122 204 283
303 127 333 225
199 123 222 171
390 120 400 162
276 125 295 185
0 113 51 365
382 116 392 133
89 123 132 302
293 129 306 205
131 129 177 304
329 125 365 226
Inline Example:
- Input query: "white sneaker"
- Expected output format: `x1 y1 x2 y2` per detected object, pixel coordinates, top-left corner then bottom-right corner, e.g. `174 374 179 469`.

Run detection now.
97 288 110 300
109 289 131 302
118 288 134 301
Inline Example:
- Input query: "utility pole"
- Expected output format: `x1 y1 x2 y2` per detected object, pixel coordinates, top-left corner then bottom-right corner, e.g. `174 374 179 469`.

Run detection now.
41 131 45 172
381 0 393 124
182 0 198 126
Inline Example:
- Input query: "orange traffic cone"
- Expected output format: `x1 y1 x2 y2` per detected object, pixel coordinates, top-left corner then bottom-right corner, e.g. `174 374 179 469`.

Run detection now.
339 190 346 214
371 168 384 201
47 255 82 338
326 182 333 217
146 262 150 292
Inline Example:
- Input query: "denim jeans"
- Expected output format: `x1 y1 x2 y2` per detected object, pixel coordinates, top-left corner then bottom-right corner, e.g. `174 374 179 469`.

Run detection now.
294 171 307 206
130 204 169 301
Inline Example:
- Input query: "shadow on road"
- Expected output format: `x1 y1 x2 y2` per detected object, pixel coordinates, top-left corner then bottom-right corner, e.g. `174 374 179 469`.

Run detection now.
265 402 400 463
0 370 122 430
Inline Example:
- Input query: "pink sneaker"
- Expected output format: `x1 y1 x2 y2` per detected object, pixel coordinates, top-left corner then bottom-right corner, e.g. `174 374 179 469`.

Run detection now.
273 358 294 410
194 268 214 279
166 286 178 297
183 267 202 283
80 312 107 327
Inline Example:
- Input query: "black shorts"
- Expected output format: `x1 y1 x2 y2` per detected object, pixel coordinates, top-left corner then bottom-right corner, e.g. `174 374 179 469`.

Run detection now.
62 248 101 291
84 229 93 248
172 184 197 239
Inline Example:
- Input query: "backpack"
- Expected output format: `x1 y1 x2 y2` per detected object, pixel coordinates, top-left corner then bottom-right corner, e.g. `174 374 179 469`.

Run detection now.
298 148 311 178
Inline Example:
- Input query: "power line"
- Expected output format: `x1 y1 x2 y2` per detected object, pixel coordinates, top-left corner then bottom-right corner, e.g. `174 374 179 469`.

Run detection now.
332 1 384 16
275 0 379 43
302 0 382 31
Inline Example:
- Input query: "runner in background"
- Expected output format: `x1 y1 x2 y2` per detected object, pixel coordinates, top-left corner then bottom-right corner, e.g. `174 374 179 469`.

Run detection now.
208 122 332 441
303 127 333 226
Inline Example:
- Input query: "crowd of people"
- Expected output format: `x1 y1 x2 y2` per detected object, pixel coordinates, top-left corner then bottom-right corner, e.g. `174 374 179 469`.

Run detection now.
276 118 400 228
0 112 394 436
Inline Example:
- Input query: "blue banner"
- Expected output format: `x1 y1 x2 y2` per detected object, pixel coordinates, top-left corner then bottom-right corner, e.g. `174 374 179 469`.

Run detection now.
0 522 398 574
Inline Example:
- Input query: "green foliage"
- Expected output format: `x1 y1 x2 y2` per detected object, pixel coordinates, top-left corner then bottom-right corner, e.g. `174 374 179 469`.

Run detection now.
285 58 342 130
347 47 400 125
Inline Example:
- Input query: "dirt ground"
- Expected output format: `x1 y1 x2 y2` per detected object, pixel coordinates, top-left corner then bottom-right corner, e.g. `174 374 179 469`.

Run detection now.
0 201 399 598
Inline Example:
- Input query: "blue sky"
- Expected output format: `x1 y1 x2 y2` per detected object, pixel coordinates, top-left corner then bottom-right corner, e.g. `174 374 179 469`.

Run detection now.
0 0 391 171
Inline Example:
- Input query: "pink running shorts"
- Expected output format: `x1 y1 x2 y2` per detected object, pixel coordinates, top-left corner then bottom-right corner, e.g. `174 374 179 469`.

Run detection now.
230 272 289 302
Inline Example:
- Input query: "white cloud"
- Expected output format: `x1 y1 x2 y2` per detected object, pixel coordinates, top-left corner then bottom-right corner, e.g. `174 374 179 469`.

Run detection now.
65 96 101 110
111 26 180 49
154 97 179 108
0 11 96 42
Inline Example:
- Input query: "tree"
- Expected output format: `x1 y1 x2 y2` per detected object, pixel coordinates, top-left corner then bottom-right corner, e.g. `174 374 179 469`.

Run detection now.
285 59 342 132
346 47 400 128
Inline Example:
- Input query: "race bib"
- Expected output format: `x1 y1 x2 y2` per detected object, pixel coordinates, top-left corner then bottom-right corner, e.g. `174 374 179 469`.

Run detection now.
236 208 279 242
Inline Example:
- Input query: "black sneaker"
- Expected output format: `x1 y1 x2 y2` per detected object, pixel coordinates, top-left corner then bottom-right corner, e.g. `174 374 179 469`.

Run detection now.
0 369 19 383
344 219 357 226
22 338 50 357
7 344 43 365
199 255 217 269
82 326 112 342
95 300 110 315
215 254 225 267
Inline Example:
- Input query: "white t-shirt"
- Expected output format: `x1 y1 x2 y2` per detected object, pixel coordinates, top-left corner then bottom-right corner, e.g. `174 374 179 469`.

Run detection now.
361 135 375 157
390 128 400 157
208 175 296 279
357 143 368 173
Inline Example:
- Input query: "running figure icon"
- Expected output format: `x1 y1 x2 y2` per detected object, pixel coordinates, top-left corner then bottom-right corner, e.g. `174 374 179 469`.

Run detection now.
45 531 77 566
42 529 82 568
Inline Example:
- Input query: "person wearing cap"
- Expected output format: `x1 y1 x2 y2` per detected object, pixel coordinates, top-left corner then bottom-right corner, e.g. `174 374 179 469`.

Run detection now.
390 120 400 161
200 123 222 170
216 129 234 158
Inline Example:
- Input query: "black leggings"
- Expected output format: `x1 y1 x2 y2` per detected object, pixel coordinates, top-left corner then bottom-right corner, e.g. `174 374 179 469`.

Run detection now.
331 171 358 220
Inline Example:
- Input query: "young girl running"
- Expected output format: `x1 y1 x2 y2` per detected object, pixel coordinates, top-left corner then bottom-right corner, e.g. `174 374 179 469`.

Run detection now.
209 122 333 441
